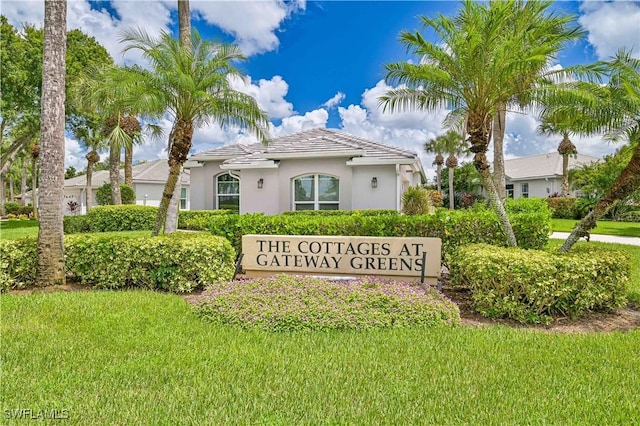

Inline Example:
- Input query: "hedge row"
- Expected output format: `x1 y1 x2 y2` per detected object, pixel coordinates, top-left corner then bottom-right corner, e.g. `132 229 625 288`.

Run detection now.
0 233 235 293
204 200 551 260
64 206 233 233
546 197 578 219
449 244 629 324
3 202 34 217
282 209 399 216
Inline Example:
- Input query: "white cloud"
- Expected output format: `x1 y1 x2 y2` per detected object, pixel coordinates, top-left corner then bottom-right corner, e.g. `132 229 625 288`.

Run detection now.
321 91 346 109
579 1 640 59
271 108 329 137
64 137 86 171
229 75 294 120
191 0 305 56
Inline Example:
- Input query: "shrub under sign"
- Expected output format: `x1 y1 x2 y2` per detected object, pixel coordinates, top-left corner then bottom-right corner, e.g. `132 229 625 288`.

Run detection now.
242 234 441 284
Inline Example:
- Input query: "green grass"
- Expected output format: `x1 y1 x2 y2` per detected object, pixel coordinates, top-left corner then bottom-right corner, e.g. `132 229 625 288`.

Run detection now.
1 291 638 424
551 218 640 237
0 219 38 240
547 239 640 305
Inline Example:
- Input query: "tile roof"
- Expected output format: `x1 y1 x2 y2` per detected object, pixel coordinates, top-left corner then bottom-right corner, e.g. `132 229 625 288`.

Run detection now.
505 152 600 180
191 128 419 164
64 159 189 188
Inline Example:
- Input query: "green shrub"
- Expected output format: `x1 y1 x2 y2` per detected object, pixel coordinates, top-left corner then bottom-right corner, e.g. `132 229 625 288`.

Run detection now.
426 189 444 208
0 238 38 292
449 244 629 324
4 202 34 217
206 207 549 260
0 233 235 293
194 274 460 331
63 215 91 234
96 183 136 205
617 210 640 223
86 205 158 232
546 197 577 219
177 209 233 230
402 186 432 215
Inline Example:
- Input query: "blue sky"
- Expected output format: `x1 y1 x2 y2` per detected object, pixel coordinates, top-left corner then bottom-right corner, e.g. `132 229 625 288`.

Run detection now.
3 1 640 180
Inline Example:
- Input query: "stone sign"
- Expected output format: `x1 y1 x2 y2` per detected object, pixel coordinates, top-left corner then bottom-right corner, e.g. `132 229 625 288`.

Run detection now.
242 234 441 284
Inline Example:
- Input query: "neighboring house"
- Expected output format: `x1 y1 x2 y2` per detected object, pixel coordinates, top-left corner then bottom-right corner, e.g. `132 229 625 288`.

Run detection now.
504 152 599 199
32 159 190 215
185 128 426 214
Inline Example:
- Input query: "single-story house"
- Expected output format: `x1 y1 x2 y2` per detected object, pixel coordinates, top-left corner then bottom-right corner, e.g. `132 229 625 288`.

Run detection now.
185 128 426 214
41 159 190 215
504 152 599 199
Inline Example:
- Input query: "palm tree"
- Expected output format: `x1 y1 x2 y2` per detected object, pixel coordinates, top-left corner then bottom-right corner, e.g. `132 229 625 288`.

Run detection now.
37 0 66 286
557 133 578 197
113 29 270 235
381 1 586 246
424 138 444 193
426 130 466 209
551 50 640 252
102 114 142 204
70 114 107 212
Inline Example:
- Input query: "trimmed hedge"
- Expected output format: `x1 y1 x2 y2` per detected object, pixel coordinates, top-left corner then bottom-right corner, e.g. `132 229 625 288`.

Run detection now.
0 233 235 293
204 201 551 260
178 209 233 230
64 205 158 233
449 244 629 324
4 202 34 217
546 197 578 219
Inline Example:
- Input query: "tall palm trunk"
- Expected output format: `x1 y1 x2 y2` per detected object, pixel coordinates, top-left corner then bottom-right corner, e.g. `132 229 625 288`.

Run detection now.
560 140 640 253
9 177 15 201
468 113 517 247
85 149 99 212
561 154 570 196
0 173 5 216
492 103 507 201
154 119 193 235
37 0 66 287
163 0 191 234
436 163 442 193
31 148 39 220
124 145 133 186
21 157 27 206
109 143 122 205
448 167 455 210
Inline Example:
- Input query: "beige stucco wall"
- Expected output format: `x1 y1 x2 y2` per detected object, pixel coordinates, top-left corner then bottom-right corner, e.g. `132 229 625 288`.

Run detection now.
508 177 561 199
187 158 423 213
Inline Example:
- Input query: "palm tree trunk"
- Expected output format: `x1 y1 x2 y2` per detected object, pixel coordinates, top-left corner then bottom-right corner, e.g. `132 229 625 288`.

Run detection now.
153 119 194 236
164 168 182 233
560 140 640 253
124 145 133 187
109 143 122 205
178 0 191 46
468 113 517 247
0 173 5 216
561 154 570 196
31 155 38 220
21 157 28 206
9 177 15 201
448 167 455 210
492 103 507 202
37 0 66 287
85 150 98 212
436 164 442 193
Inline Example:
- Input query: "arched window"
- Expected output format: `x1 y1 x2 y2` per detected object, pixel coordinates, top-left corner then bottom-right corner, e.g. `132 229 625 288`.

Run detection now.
216 173 239 212
293 174 339 210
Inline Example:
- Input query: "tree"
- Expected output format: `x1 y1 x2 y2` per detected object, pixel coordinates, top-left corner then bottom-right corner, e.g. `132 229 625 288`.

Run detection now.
424 138 444 193
545 50 640 252
426 131 466 210
539 112 579 197
37 0 67 286
65 166 77 179
112 29 270 235
102 114 142 205
381 1 587 246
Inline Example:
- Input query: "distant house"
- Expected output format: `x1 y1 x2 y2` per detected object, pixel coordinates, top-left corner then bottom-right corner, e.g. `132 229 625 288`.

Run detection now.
51 159 190 215
185 128 426 214
504 152 599 199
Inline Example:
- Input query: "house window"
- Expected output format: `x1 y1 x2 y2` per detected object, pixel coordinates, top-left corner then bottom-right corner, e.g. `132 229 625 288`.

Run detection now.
216 173 239 212
293 174 339 210
180 187 187 210
521 183 529 198
506 184 514 199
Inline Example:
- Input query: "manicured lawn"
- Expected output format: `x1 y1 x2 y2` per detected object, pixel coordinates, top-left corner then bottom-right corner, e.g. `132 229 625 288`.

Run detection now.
0 219 38 239
1 291 638 425
551 218 640 237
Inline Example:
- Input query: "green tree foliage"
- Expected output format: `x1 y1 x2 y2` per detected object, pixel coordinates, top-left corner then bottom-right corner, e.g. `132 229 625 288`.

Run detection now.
64 166 77 179
401 186 432 215
96 183 136 205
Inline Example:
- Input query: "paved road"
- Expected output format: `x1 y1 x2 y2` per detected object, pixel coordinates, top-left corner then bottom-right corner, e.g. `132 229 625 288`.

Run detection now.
550 232 640 246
